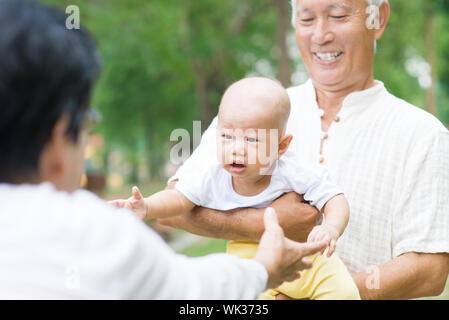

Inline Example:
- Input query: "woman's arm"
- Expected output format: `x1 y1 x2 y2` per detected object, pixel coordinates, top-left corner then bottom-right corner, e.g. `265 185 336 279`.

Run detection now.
142 208 327 299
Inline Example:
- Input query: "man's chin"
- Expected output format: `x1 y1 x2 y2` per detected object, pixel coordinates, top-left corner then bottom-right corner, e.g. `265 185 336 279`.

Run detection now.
310 72 347 88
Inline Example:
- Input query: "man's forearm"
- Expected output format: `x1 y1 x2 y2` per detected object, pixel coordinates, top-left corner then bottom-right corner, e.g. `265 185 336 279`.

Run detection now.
158 205 265 241
353 252 449 299
159 181 318 242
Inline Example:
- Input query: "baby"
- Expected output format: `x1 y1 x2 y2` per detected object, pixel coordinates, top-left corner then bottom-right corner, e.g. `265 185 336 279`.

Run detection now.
111 77 360 300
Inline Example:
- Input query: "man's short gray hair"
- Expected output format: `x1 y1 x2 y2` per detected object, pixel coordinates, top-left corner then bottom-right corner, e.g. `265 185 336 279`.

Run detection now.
290 0 388 27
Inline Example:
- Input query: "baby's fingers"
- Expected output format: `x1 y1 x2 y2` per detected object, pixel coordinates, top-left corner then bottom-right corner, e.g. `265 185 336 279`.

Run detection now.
318 235 331 255
314 231 329 243
307 231 317 243
327 239 337 257
109 200 126 208
132 186 144 201
307 227 324 243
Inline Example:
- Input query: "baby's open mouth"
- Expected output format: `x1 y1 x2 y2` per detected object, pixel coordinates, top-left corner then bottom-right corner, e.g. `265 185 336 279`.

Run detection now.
231 163 245 167
230 163 246 173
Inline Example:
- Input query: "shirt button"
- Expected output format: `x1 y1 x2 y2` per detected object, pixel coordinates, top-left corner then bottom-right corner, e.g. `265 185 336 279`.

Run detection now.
319 156 325 164
334 115 341 122
321 132 329 140
318 109 325 118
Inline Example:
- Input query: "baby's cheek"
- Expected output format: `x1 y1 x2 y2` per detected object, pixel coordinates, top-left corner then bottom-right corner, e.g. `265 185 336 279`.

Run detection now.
216 142 230 164
245 163 261 175
257 144 278 165
246 145 259 165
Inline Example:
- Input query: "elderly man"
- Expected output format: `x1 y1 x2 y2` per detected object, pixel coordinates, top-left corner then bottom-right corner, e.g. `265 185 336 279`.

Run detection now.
161 0 449 299
0 0 328 299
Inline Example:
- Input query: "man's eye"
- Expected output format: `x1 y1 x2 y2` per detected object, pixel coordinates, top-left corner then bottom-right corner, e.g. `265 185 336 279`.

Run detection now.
301 18 314 23
223 134 233 140
247 137 258 143
331 15 347 19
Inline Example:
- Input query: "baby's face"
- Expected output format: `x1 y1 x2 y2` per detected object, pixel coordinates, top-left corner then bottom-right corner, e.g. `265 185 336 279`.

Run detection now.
216 100 282 178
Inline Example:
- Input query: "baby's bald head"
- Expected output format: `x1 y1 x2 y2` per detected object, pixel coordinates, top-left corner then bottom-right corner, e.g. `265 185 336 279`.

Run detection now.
218 77 291 134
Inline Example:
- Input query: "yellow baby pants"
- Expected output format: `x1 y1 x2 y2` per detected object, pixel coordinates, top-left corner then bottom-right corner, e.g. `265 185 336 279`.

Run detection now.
227 241 361 300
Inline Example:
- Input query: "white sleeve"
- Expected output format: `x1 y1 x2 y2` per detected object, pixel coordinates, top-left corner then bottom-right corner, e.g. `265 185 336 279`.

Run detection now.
168 117 218 184
392 130 449 258
282 158 343 211
174 164 207 206
84 202 268 300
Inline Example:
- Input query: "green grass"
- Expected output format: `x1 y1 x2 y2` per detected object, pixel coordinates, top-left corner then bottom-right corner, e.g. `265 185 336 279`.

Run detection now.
180 238 227 257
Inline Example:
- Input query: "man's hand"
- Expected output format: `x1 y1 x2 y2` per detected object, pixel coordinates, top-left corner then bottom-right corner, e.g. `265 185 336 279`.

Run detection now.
307 224 340 257
254 207 327 290
109 186 147 220
270 192 320 242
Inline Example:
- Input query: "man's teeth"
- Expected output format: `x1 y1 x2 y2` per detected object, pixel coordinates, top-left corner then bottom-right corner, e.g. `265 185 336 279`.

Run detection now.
316 52 341 61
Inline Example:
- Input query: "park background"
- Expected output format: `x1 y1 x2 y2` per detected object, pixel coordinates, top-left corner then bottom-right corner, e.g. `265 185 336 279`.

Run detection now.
43 0 449 299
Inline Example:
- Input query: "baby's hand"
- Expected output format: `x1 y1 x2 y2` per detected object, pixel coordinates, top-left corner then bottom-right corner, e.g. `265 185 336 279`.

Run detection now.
109 186 147 220
307 224 340 257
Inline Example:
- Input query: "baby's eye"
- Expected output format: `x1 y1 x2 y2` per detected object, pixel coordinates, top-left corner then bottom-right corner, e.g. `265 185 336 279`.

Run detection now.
246 137 258 143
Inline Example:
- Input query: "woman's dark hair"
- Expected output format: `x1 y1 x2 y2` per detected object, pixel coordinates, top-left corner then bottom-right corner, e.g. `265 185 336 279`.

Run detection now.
0 0 101 182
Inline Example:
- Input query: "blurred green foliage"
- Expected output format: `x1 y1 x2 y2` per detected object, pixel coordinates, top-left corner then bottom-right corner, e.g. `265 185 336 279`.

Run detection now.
43 0 449 182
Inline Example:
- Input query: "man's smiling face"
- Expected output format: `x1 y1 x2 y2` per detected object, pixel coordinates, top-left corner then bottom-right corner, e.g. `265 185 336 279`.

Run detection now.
294 0 377 89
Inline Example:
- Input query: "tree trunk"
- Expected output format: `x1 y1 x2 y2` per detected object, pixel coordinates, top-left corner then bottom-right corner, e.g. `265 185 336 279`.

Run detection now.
274 0 292 88
191 59 215 130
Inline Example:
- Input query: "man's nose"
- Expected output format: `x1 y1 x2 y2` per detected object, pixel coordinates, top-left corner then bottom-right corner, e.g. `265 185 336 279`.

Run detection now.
311 18 334 45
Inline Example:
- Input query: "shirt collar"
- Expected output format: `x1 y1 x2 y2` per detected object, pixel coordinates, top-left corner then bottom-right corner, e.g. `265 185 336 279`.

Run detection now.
341 80 385 108
305 79 387 116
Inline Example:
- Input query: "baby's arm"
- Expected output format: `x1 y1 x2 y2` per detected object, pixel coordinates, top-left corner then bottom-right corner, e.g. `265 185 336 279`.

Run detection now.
307 194 349 256
110 186 196 220
321 194 349 238
145 188 196 219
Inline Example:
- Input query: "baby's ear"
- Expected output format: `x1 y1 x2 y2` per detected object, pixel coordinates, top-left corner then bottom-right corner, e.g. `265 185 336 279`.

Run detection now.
278 134 293 158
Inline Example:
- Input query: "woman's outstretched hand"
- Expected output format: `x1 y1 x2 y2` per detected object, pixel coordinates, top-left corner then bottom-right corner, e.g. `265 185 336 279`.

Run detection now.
254 207 327 290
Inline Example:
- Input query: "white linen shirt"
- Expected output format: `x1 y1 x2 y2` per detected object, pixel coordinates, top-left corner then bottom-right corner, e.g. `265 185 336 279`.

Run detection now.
175 150 343 212
0 183 267 299
171 79 449 274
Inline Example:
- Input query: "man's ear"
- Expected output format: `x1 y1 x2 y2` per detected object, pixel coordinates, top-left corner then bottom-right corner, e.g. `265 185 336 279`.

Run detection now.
278 134 293 158
374 2 390 40
38 116 70 185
